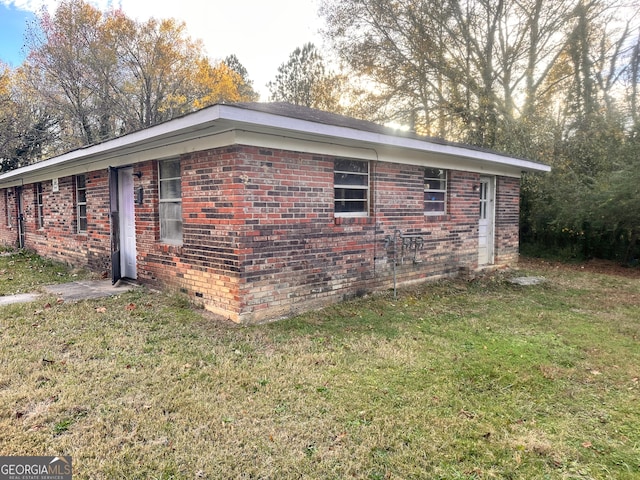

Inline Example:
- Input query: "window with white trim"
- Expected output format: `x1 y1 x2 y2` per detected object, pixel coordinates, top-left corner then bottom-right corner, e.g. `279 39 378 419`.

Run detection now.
334 159 369 216
159 159 182 244
76 175 87 233
36 183 44 228
424 168 447 215
5 190 11 227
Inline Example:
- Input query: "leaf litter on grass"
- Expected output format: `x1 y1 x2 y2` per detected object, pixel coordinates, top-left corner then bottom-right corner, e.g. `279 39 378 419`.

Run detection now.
0 256 639 478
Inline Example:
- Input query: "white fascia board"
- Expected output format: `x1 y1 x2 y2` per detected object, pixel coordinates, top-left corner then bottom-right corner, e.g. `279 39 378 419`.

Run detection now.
0 103 549 188
0 106 227 187
217 104 551 174
233 131 525 178
0 131 239 187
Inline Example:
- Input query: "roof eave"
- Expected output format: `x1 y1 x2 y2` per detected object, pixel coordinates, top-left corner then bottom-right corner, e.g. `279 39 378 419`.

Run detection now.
215 104 551 174
0 103 550 188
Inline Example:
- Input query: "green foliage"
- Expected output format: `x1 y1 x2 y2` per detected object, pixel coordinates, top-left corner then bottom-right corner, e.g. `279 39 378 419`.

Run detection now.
521 119 640 263
267 43 342 112
321 0 640 261
3 0 257 162
223 54 260 102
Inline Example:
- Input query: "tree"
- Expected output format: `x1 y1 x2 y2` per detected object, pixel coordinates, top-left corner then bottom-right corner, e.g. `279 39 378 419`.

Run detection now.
18 0 254 157
25 0 108 147
0 63 17 169
192 59 255 108
321 0 586 145
267 43 342 111
0 64 59 170
224 54 259 101
322 0 640 262
109 15 208 129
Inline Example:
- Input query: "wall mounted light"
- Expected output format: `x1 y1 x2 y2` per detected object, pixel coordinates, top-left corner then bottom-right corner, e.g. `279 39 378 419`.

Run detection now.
473 184 480 192
133 171 143 179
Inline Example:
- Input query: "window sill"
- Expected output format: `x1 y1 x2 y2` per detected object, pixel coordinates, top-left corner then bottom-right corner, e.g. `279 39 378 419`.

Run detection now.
334 216 374 226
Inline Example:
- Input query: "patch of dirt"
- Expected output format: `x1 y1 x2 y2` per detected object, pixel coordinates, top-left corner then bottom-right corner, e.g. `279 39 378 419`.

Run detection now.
518 257 640 279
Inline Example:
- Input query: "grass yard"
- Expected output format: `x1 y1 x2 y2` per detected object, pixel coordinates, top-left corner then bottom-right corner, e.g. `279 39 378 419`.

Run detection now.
0 249 90 295
0 252 639 479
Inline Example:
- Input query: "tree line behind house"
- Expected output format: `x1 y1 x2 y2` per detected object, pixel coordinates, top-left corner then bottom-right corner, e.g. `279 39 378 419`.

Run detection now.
1 0 639 263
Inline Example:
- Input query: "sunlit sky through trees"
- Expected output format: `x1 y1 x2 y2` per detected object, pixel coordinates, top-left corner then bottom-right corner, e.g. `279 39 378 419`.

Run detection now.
0 0 324 99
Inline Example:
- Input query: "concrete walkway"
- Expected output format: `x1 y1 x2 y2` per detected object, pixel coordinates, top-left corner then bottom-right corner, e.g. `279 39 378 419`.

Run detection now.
0 279 138 307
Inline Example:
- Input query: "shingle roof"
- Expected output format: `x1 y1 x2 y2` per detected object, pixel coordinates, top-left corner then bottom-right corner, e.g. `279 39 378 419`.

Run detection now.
0 102 549 188
230 102 523 160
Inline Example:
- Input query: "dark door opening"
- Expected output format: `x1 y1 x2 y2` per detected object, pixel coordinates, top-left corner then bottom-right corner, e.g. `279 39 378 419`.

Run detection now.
109 167 121 284
15 186 25 249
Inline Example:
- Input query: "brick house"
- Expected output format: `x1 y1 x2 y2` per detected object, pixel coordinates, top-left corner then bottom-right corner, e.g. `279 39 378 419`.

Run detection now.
0 103 549 323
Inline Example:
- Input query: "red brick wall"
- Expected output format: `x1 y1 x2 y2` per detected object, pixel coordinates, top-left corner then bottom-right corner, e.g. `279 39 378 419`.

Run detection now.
0 145 522 323
8 173 113 272
134 152 245 320
0 188 16 247
494 176 520 264
183 147 490 323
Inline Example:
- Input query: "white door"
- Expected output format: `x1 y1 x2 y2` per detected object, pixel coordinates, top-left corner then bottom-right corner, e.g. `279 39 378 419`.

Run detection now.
478 176 495 266
118 168 137 279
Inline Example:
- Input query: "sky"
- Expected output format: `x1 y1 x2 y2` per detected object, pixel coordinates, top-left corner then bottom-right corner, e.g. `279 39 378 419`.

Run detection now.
0 0 325 99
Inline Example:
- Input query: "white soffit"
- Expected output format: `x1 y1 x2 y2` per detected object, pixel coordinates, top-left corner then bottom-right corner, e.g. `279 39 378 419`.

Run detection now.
217 104 550 174
0 103 550 187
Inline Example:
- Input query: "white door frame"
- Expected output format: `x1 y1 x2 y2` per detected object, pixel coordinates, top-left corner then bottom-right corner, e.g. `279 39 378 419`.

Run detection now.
118 168 137 279
478 176 495 266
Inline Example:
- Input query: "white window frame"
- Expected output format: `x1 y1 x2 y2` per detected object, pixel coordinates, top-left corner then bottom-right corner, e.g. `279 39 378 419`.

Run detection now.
76 175 87 233
5 190 11 227
424 168 447 215
158 159 183 244
334 159 370 217
36 183 44 228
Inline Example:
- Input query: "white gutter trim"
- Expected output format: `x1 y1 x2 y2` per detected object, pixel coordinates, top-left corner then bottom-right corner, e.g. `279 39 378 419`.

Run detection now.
0 105 225 183
216 104 551 173
0 103 550 186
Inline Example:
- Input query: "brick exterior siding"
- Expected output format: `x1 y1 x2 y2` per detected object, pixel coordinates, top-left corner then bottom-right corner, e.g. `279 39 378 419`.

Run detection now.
494 176 520 265
0 145 522 323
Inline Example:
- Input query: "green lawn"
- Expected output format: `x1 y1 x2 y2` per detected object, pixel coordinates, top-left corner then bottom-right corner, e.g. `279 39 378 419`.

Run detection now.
0 249 90 295
0 253 638 479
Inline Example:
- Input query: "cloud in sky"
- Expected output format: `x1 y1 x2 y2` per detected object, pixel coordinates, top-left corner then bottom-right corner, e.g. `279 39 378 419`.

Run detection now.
1 0 325 99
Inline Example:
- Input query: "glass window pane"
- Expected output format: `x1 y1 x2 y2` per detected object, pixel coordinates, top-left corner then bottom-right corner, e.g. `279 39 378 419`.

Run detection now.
335 188 367 201
161 219 182 241
160 179 181 199
424 192 445 202
335 159 368 174
160 202 182 221
425 179 445 190
424 168 445 180
160 202 182 242
333 159 369 216
425 168 447 214
334 172 368 186
76 175 86 189
160 159 181 179
159 160 183 243
425 202 445 213
335 200 367 213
